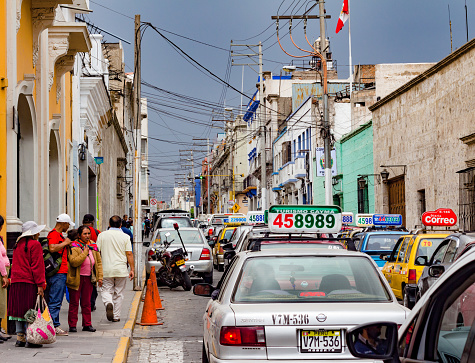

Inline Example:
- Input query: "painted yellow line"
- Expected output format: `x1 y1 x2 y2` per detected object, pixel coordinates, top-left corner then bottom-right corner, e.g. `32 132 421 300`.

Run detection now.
112 269 146 363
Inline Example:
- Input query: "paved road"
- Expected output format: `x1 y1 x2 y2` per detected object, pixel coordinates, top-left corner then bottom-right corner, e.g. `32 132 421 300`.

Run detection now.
128 271 224 362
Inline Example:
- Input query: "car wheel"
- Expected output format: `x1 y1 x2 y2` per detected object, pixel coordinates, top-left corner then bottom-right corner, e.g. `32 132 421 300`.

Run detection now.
202 343 209 363
203 270 213 284
217 264 224 272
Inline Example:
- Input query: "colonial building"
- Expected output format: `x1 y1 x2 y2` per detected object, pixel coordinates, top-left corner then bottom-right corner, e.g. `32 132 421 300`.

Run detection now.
370 39 475 228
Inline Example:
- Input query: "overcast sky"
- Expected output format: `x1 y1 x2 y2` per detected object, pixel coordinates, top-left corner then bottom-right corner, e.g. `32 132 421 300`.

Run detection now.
87 0 473 201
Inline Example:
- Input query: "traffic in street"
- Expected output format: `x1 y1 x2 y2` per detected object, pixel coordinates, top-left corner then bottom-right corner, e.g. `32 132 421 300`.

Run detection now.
128 208 475 362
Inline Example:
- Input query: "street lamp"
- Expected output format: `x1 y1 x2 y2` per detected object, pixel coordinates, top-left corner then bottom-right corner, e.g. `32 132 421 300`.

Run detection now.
283 65 297 72
380 169 390 183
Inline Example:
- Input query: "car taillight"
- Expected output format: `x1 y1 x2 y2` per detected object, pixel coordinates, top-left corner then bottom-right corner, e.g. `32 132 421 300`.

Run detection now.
200 248 211 260
220 326 266 346
208 228 213 236
408 269 417 284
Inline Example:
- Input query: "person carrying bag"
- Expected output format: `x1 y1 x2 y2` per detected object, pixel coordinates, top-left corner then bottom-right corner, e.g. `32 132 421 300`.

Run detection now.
26 296 56 345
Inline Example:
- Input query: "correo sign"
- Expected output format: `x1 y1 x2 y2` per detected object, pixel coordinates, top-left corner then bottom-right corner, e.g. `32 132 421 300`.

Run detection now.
422 208 457 227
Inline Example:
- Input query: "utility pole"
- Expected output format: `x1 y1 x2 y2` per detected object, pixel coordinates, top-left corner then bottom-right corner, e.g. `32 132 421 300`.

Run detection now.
319 1 332 206
258 41 267 211
193 138 211 214
133 14 142 290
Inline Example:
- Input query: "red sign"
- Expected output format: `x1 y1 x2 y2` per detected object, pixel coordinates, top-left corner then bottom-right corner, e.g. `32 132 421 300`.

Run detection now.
422 208 457 227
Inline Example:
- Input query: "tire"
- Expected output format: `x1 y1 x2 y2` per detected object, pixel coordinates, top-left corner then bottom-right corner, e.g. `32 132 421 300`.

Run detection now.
181 271 192 291
158 266 179 288
203 270 213 284
146 272 150 281
217 263 224 272
202 343 209 363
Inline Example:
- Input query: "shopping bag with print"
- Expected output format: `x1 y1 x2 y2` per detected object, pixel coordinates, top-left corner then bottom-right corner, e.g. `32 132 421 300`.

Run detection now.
26 296 56 345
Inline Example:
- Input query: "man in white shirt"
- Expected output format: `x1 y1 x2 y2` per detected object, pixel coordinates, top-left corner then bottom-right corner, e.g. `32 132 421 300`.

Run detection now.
97 215 135 322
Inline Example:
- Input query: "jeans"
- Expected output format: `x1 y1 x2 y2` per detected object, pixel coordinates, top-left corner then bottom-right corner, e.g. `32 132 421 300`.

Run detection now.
46 273 67 328
15 321 26 334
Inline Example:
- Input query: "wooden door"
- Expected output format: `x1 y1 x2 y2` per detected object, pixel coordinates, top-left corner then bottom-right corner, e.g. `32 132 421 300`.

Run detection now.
388 176 406 227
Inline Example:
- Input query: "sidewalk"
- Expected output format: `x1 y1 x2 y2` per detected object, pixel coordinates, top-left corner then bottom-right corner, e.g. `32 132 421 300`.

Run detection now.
0 278 141 363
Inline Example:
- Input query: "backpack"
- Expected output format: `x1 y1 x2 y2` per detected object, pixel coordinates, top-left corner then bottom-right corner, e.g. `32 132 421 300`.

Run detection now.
40 237 63 278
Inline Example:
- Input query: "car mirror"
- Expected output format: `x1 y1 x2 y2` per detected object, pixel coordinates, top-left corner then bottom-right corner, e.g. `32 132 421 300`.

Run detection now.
429 265 445 278
223 243 234 251
223 250 236 260
346 322 398 360
415 256 428 266
143 242 150 247
380 254 388 261
193 283 215 297
220 238 228 244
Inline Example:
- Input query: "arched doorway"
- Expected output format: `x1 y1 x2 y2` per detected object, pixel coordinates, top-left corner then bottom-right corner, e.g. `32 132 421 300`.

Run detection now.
17 94 35 222
49 131 60 226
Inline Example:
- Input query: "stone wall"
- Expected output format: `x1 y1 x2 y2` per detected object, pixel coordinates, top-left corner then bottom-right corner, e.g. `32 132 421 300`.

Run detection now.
371 40 475 228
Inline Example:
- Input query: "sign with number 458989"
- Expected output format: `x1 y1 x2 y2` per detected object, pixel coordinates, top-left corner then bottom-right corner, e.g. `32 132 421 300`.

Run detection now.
268 205 342 234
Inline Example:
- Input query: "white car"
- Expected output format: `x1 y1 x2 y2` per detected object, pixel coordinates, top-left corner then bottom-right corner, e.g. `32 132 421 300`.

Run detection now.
194 248 408 362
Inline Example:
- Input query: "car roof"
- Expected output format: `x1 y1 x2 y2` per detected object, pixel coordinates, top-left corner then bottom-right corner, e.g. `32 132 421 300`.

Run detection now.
238 248 363 258
363 231 409 235
158 227 199 232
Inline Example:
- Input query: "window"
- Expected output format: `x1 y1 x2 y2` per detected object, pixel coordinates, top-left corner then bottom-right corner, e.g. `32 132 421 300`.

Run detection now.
431 241 449 264
293 140 296 160
442 240 457 264
282 141 291 164
298 135 302 155
357 180 369 213
397 240 409 263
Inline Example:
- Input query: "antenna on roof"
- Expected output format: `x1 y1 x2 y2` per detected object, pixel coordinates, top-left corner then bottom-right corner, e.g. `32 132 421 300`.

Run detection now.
465 0 469 43
448 4 453 53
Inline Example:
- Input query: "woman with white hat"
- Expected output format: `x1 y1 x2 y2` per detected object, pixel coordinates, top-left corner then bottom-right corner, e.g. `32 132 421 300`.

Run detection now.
7 221 46 348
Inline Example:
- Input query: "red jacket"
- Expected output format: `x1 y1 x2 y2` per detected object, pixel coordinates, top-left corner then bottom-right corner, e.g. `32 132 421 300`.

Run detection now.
10 237 46 287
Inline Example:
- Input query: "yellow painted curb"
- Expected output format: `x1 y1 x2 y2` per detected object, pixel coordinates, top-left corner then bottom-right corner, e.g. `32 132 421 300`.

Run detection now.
112 269 146 363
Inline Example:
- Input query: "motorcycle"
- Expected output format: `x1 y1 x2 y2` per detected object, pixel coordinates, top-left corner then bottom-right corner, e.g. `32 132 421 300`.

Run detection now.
154 223 192 291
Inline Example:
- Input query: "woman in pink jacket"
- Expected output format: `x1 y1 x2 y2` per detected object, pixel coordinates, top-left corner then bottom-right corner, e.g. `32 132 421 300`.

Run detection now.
0 215 11 343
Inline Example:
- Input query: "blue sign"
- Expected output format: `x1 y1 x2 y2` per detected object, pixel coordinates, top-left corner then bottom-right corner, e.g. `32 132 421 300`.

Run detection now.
373 214 403 226
94 157 104 165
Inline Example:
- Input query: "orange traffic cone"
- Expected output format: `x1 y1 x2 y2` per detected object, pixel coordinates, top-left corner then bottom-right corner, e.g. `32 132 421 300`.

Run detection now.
150 267 164 310
137 279 162 326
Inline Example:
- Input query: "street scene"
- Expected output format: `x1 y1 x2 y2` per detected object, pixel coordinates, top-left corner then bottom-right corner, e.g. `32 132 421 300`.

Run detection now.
1 0 475 362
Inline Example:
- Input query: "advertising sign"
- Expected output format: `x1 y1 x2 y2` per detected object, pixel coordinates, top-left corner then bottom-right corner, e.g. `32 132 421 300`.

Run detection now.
422 208 457 227
268 205 342 234
373 214 403 227
341 212 354 225
315 148 337 177
355 214 374 227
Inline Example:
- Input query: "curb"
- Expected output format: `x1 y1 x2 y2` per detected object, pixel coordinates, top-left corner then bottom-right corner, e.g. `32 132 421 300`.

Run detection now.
112 271 146 363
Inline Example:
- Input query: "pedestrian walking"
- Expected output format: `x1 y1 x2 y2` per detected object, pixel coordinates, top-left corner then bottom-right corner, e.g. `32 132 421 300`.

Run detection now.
67 226 103 333
46 213 74 336
7 221 46 348
97 216 134 322
122 215 129 229
0 215 12 343
82 214 101 311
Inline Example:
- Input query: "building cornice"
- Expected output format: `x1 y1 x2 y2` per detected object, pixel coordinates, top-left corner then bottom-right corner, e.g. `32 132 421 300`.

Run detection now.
340 120 372 143
369 38 475 112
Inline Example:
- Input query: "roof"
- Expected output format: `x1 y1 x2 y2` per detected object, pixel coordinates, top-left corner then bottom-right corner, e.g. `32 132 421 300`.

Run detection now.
369 38 475 111
239 249 365 258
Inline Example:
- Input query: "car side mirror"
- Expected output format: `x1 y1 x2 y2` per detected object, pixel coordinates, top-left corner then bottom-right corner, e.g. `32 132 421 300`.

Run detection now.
429 265 445 278
143 242 150 247
220 238 228 244
193 283 215 298
415 256 428 266
346 322 399 361
223 243 234 251
223 251 236 260
380 254 388 261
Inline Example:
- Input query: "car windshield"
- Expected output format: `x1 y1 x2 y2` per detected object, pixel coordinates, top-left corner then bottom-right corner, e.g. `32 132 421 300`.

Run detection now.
416 238 445 260
160 218 192 228
260 243 344 250
223 229 235 241
159 230 203 244
233 256 391 303
365 234 404 251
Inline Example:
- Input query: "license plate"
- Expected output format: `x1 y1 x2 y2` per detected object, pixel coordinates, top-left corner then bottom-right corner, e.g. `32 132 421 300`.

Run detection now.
176 259 185 266
300 330 342 353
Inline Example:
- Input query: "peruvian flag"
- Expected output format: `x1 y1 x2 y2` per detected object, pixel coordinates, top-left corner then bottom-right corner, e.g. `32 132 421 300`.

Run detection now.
335 0 349 34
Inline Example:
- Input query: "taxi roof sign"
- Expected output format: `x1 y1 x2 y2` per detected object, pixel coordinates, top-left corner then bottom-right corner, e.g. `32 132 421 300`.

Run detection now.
355 214 374 228
247 211 265 225
267 205 342 234
342 212 354 225
373 214 403 227
422 208 457 227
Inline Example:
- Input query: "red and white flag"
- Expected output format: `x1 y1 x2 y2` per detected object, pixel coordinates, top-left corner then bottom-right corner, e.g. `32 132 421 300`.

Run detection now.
335 0 349 34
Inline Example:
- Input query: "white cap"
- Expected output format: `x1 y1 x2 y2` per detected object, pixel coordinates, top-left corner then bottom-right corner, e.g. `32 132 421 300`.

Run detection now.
56 213 75 227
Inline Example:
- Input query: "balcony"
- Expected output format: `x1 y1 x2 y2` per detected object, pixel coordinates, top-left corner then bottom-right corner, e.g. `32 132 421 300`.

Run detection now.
294 155 307 179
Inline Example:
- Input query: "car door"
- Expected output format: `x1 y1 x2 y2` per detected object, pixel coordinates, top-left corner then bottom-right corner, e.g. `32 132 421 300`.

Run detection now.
382 237 404 285
398 255 475 363
391 237 410 299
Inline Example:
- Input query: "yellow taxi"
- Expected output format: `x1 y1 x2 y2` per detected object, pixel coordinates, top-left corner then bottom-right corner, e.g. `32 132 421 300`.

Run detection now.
382 231 449 308
212 226 237 272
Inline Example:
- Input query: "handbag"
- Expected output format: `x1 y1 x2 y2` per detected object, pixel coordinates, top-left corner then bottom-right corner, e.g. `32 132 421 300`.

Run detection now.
26 296 56 345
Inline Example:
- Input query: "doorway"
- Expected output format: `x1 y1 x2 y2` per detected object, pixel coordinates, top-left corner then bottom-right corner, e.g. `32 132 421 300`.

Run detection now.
388 176 406 227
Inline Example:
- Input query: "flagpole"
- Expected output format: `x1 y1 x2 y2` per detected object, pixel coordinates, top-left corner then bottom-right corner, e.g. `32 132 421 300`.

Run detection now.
348 0 353 97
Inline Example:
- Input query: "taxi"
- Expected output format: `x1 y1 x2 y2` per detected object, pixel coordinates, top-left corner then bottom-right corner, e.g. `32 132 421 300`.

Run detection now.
193 205 409 362
213 226 237 272
382 209 457 308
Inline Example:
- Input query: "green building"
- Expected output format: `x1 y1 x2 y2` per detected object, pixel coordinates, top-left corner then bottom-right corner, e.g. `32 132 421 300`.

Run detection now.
313 120 375 216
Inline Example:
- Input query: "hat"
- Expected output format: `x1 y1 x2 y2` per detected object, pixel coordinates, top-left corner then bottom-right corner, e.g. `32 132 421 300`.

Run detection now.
83 214 95 223
56 213 75 227
16 221 46 242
